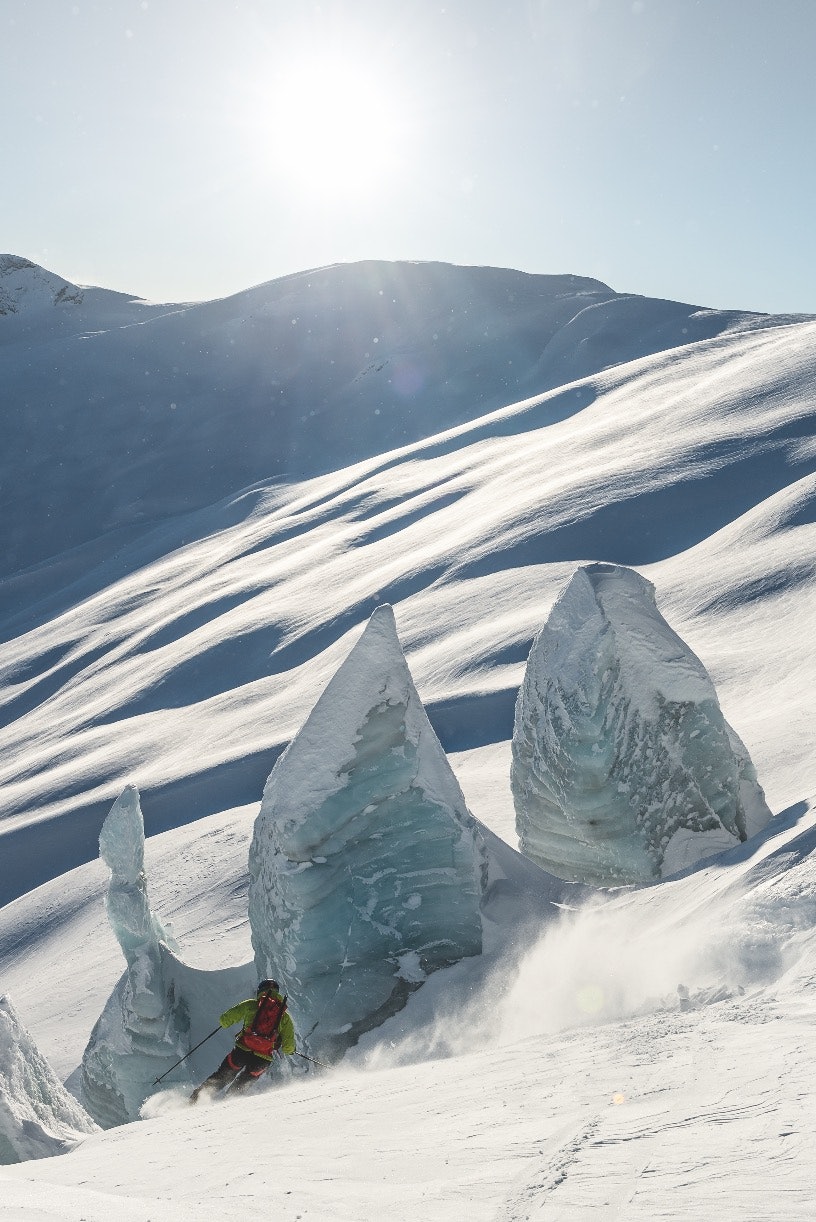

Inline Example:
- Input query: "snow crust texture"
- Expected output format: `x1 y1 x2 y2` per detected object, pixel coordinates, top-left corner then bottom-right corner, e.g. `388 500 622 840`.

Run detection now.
81 786 189 1126
248 606 487 1058
511 564 772 885
0 995 98 1164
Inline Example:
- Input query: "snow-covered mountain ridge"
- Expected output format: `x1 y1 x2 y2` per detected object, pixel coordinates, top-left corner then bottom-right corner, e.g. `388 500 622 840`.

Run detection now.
3 255 804 579
0 253 161 324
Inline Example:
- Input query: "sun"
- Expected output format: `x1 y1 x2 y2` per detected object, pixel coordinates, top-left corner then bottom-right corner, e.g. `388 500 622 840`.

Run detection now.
263 54 409 200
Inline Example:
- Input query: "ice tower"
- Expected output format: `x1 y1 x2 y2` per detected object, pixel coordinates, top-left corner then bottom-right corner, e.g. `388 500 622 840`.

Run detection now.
248 605 487 1059
81 785 189 1126
511 564 772 886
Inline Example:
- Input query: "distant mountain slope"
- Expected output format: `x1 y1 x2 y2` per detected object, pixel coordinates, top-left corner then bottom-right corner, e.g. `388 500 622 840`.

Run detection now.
1 256 793 581
1 281 815 905
0 253 166 328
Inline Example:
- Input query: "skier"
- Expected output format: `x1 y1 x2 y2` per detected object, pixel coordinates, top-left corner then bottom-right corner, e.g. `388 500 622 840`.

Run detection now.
190 979 296 1102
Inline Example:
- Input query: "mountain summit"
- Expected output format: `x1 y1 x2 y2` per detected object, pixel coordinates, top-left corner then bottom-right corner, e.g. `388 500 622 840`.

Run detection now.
0 254 87 314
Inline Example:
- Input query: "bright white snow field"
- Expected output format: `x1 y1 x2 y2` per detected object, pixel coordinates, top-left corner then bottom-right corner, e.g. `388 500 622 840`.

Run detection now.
0 255 814 1217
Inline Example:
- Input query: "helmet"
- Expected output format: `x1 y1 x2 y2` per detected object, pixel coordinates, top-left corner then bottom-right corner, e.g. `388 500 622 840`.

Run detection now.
257 978 279 993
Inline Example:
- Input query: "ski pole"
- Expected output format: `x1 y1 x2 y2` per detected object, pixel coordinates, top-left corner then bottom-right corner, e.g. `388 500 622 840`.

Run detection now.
293 1051 331 1070
153 1026 221 1085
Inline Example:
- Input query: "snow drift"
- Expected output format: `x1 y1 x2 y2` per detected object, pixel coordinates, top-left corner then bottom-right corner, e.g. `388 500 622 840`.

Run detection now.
511 564 772 885
248 605 488 1059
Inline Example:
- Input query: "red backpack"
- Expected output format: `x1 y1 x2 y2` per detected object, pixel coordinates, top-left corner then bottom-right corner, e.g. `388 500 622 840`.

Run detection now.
240 990 287 1056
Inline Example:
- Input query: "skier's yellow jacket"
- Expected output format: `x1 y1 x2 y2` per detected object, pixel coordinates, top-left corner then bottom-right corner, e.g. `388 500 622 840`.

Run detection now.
219 993 296 1061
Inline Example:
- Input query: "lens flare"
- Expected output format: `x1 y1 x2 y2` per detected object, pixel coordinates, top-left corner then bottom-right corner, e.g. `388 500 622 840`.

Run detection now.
249 52 411 202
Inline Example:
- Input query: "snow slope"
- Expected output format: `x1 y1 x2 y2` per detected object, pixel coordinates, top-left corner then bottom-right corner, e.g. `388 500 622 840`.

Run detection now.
0 257 814 1216
1 254 801 579
2 290 815 904
0 797 813 1217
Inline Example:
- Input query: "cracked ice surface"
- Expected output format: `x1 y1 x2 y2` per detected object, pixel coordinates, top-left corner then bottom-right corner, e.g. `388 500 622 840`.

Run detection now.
511 564 772 886
0 994 98 1164
80 785 189 1126
248 605 487 1059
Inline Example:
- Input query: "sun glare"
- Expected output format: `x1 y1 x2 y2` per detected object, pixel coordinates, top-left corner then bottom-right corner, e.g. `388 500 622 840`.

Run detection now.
262 55 409 200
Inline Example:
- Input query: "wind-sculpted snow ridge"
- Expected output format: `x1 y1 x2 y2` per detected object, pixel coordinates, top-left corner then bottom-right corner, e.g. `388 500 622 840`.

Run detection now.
511 564 772 886
248 604 488 1060
0 994 98 1164
80 785 189 1127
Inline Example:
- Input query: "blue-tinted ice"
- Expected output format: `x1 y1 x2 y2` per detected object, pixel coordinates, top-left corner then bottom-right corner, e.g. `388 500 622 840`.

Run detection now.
511 564 772 886
248 606 487 1058
80 785 189 1126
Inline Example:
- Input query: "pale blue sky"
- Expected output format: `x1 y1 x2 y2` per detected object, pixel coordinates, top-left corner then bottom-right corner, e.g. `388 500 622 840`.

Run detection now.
3 0 815 312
